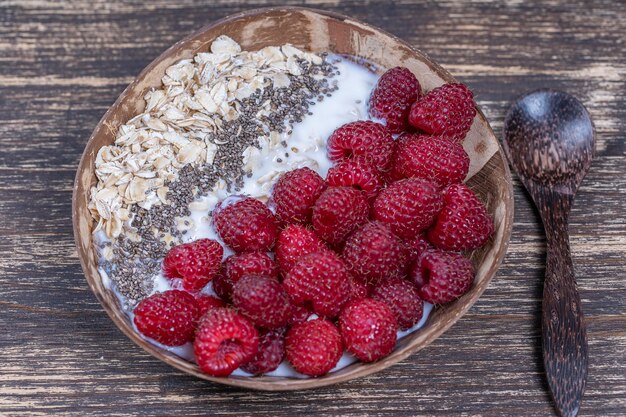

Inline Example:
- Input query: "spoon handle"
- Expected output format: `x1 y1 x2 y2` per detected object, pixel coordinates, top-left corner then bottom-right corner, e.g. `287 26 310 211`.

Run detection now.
541 195 589 417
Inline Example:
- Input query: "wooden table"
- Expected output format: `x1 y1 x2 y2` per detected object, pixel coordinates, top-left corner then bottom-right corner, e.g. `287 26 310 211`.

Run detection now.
1 1 624 415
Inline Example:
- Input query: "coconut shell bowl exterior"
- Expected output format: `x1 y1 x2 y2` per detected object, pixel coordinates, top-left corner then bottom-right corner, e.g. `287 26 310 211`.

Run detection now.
73 7 514 391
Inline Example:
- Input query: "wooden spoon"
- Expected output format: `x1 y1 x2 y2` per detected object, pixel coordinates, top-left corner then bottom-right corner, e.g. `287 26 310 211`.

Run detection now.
503 90 593 417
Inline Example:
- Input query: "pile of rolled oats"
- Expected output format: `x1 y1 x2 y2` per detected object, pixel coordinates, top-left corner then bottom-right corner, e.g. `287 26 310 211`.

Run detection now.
89 35 325 239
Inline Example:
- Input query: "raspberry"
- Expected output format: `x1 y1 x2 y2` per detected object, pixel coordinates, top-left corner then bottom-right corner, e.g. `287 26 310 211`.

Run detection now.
371 278 424 330
379 167 402 186
285 319 343 376
342 221 409 285
211 271 232 302
372 178 444 239
193 308 259 376
391 133 470 188
338 298 397 362
348 277 371 302
283 250 351 318
408 83 476 142
288 307 312 326
275 224 326 275
133 290 199 346
404 233 433 263
327 121 395 171
213 252 278 301
326 158 384 201
241 329 285 375
163 239 223 292
213 197 278 252
312 186 369 246
427 183 494 251
232 275 290 329
410 250 474 304
271 167 327 224
287 303 313 326
195 294 226 317
369 67 421 133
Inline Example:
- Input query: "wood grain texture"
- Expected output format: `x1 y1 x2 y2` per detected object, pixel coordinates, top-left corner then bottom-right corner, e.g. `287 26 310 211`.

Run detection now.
0 0 624 415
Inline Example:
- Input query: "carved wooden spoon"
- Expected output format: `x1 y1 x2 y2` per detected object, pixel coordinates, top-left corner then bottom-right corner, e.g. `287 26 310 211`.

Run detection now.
503 90 593 417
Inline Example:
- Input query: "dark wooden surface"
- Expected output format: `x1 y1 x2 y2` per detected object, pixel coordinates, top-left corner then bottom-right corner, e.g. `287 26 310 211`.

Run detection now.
1 1 624 416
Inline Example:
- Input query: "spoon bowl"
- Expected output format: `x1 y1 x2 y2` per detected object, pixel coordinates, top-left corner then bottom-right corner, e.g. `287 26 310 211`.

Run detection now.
503 90 594 188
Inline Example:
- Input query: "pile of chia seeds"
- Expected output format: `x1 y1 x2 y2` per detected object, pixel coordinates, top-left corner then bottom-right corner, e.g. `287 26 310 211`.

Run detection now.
99 54 341 308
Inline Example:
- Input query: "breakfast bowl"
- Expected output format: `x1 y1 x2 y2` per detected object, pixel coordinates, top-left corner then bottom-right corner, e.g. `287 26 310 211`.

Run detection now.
73 7 514 391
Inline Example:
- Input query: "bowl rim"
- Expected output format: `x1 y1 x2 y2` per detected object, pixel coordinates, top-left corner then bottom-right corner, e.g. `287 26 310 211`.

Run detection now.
72 5 514 391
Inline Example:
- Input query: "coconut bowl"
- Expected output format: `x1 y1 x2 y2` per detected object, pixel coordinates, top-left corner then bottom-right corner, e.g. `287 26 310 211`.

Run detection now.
73 6 514 391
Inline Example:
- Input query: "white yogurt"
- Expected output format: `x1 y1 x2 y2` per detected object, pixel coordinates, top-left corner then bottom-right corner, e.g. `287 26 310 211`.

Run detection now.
232 56 378 200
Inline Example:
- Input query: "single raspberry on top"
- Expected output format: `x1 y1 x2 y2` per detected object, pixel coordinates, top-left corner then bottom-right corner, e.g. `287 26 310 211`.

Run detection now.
212 252 278 302
342 221 409 285
427 183 494 251
232 275 291 329
163 238 223 292
312 186 369 246
391 133 470 188
338 298 397 363
133 290 199 346
409 83 476 142
369 66 421 133
326 157 384 201
275 224 326 275
285 319 343 376
213 197 278 252
371 278 424 330
327 121 395 172
372 178 444 239
410 250 474 304
241 329 285 375
193 307 259 377
283 250 351 318
271 167 327 224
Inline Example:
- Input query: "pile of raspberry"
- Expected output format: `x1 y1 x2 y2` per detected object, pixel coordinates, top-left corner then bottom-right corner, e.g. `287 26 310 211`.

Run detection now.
131 67 494 378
